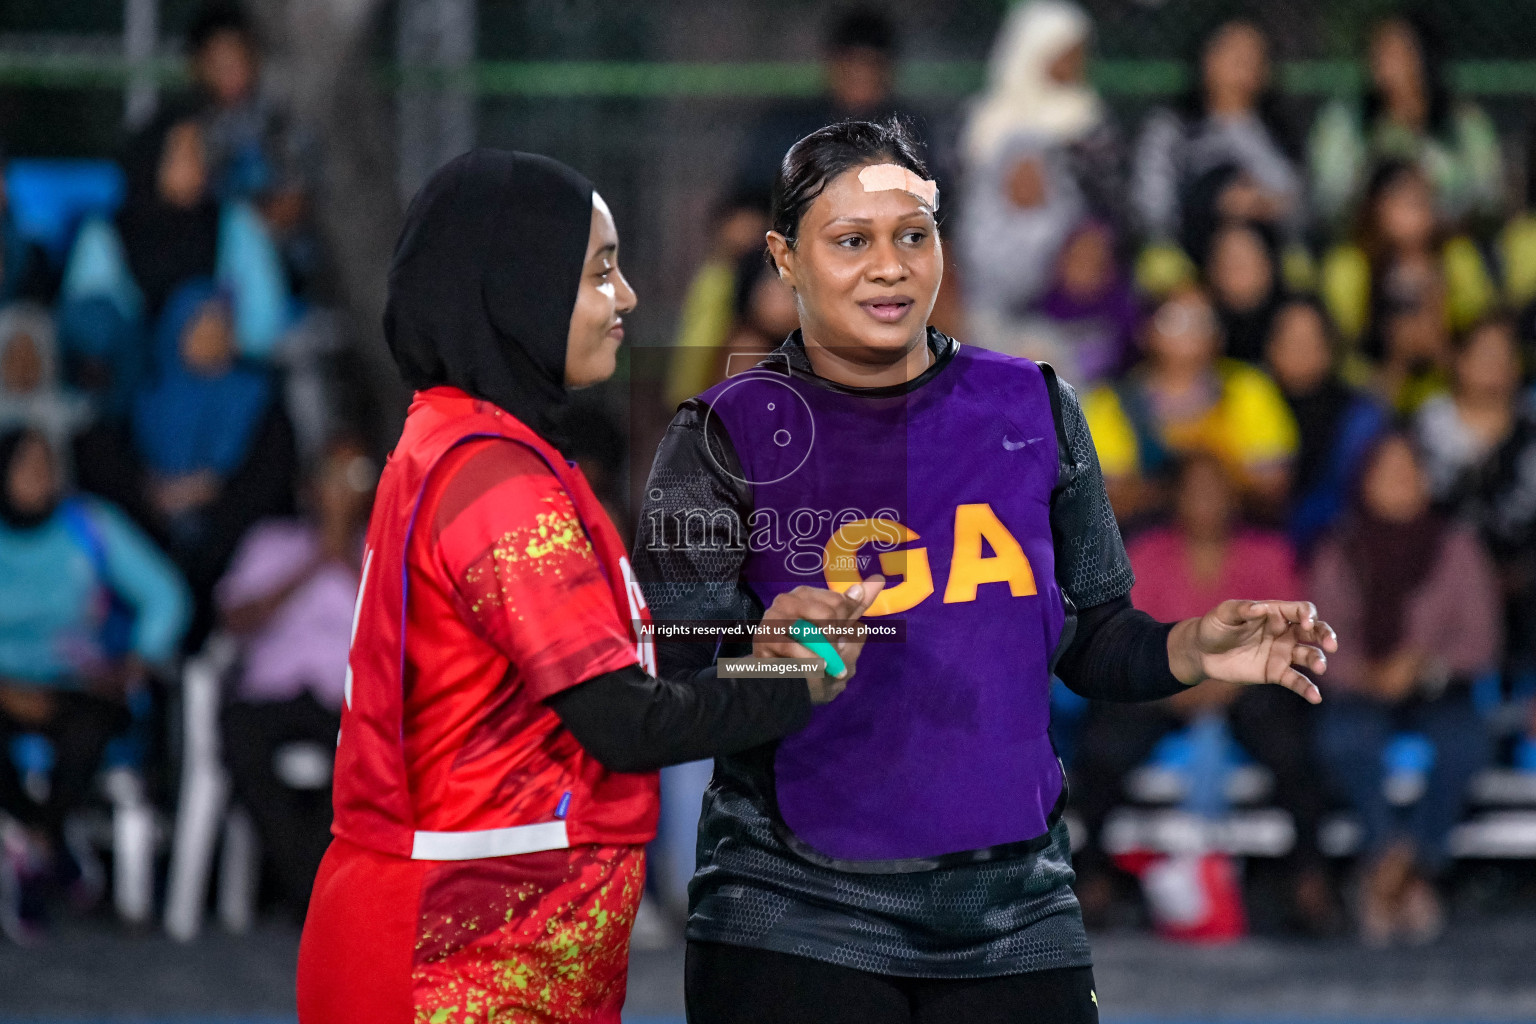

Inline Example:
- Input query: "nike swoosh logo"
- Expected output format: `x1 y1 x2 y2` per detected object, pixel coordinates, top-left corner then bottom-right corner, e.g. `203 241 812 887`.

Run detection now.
1002 436 1044 451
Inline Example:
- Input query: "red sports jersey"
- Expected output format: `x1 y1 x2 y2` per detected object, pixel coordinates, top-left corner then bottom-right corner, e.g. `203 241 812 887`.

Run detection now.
331 386 659 860
301 388 658 1024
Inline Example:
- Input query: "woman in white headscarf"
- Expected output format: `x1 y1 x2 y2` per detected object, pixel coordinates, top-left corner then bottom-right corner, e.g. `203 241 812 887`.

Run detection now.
958 1 1124 363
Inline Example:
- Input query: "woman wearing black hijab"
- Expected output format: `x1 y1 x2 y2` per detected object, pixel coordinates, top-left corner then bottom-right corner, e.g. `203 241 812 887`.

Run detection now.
117 114 222 318
296 150 881 1024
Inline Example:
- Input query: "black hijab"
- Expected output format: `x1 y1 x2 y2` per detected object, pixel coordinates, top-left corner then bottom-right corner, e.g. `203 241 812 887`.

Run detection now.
1271 297 1355 499
1286 376 1355 498
117 112 221 318
385 149 595 447
1208 222 1284 365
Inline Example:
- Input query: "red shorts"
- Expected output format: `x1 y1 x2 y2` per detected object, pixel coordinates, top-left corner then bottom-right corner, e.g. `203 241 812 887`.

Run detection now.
297 836 646 1024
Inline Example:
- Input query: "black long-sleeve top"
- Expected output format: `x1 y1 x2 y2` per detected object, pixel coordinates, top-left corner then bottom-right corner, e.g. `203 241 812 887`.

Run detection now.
624 329 1187 980
547 663 811 774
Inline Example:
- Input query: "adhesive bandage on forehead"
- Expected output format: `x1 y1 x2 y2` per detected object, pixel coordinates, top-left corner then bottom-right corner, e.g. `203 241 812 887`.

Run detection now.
857 163 939 211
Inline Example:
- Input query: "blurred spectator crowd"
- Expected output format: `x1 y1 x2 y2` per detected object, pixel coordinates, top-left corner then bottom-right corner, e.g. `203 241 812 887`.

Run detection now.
3 0 1536 956
0 3 370 942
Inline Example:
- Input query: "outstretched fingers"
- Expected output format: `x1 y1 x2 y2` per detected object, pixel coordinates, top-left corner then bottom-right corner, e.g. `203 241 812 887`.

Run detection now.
1237 600 1337 652
1219 599 1268 627
1266 639 1324 703
1277 667 1323 704
1282 601 1319 628
1225 600 1296 638
1271 601 1337 655
1253 599 1316 630
1290 641 1328 675
1299 618 1339 654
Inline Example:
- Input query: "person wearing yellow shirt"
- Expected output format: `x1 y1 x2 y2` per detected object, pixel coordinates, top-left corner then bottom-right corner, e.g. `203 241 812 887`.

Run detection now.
664 189 771 410
1083 284 1297 521
1319 161 1495 386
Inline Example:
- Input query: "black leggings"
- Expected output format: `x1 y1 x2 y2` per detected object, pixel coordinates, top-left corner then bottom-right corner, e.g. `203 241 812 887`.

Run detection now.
685 942 1099 1024
221 693 341 915
0 689 128 847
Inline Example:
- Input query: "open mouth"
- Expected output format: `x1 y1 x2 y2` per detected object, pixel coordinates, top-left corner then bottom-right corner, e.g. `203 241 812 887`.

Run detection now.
859 297 913 324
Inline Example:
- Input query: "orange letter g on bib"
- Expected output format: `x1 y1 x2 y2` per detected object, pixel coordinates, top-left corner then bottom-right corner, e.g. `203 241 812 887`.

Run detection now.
823 506 1037 616
823 518 933 616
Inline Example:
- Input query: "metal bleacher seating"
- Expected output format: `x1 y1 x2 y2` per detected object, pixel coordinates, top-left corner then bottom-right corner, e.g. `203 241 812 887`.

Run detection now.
1071 719 1536 862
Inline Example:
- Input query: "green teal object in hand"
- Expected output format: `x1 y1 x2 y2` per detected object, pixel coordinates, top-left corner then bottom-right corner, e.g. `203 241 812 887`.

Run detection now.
790 619 847 679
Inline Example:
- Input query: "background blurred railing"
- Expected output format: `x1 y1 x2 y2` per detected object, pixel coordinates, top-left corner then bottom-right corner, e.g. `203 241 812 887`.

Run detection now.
8 48 1536 98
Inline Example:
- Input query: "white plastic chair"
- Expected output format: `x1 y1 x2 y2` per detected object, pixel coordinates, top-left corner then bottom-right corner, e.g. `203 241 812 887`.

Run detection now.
165 633 335 940
102 764 157 924
163 634 241 941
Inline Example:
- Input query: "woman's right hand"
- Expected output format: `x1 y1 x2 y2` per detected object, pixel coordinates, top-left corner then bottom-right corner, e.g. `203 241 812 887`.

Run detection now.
754 575 886 704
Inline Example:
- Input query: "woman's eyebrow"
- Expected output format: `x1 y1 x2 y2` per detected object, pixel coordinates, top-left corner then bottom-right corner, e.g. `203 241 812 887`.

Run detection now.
589 242 617 261
823 210 933 229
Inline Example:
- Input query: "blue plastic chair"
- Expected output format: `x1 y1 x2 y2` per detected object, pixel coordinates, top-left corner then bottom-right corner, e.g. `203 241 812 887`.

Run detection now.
1146 718 1250 818
1384 732 1436 777
8 733 55 793
5 159 126 265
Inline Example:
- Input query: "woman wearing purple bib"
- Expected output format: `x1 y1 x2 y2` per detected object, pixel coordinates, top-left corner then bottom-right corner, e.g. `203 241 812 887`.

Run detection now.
633 119 1337 1024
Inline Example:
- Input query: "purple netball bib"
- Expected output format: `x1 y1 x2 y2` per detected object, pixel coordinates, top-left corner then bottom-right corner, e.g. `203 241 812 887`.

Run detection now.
700 344 1067 865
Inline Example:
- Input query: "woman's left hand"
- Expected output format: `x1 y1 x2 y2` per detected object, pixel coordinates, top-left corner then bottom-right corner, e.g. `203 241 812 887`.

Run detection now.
1168 600 1338 705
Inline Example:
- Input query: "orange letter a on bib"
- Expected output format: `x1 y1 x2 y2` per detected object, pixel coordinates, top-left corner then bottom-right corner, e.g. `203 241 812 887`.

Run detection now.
943 503 1036 603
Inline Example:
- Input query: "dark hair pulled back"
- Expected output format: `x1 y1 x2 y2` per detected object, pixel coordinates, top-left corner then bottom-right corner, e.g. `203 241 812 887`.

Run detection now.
770 117 931 247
